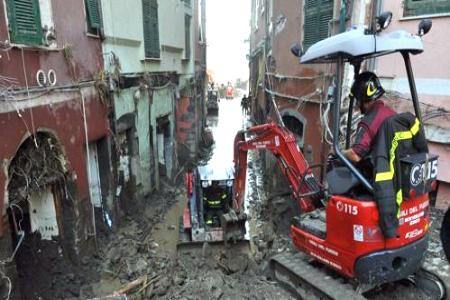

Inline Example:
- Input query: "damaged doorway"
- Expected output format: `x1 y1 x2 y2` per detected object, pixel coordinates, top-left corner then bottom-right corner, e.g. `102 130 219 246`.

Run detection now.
281 110 306 150
156 115 173 179
6 133 78 299
87 137 114 229
116 113 139 211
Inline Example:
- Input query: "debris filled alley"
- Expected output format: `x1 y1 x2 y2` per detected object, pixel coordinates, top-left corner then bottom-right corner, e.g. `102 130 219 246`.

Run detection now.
1 0 450 299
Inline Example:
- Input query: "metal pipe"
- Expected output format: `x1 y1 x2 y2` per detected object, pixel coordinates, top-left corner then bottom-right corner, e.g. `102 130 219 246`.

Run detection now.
345 97 354 149
333 56 374 193
345 63 361 149
339 0 347 33
402 51 423 123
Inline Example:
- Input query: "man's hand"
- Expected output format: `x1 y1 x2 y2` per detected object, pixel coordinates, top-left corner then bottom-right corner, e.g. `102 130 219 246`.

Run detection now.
342 148 362 163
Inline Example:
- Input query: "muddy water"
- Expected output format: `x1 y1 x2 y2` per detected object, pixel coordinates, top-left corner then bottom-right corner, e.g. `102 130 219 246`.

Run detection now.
206 96 246 168
150 194 186 257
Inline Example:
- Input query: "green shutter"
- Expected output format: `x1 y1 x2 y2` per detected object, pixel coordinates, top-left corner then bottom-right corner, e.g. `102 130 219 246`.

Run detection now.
404 0 450 17
143 0 160 58
185 15 191 59
85 0 102 30
6 0 42 45
303 0 333 50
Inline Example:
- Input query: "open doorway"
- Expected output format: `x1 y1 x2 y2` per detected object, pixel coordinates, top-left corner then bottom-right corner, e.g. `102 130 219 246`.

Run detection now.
156 115 173 179
281 113 306 150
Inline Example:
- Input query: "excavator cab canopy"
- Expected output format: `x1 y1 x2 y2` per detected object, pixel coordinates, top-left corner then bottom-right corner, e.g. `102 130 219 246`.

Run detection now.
300 26 424 64
296 13 432 193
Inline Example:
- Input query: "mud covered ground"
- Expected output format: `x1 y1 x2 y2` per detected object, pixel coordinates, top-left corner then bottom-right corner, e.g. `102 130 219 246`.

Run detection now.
70 179 295 300
25 157 448 300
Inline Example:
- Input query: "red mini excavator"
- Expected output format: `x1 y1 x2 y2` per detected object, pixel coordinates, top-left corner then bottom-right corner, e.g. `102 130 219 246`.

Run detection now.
221 13 446 299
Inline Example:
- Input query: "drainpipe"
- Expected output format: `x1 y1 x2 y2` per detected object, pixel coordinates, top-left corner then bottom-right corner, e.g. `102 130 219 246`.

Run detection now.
106 78 120 227
79 88 97 242
368 0 382 71
339 0 347 33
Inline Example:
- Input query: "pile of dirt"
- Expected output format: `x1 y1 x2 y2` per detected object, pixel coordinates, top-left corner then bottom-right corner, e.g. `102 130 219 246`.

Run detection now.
166 246 293 300
71 176 295 300
423 208 450 292
74 183 183 299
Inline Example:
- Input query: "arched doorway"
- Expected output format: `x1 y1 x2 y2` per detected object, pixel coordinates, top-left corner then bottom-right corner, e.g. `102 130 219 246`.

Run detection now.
281 109 306 149
6 132 79 299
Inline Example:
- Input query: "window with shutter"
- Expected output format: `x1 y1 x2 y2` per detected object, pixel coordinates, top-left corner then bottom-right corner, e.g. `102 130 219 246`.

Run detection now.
6 0 43 45
85 0 102 35
404 0 450 17
143 0 160 58
303 0 333 50
185 15 191 59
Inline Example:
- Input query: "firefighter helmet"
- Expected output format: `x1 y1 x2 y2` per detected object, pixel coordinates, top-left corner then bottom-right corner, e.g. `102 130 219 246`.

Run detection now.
350 71 385 103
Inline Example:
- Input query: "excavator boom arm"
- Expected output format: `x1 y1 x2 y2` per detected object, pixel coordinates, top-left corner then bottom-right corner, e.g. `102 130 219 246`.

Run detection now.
232 123 322 213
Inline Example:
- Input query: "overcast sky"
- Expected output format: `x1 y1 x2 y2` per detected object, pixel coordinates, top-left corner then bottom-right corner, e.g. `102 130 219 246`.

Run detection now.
206 0 250 85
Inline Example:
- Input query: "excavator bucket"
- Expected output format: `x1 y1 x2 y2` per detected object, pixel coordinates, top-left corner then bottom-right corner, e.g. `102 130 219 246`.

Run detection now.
220 210 247 244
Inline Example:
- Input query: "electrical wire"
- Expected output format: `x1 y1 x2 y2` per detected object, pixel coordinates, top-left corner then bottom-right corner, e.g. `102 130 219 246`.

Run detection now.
79 89 97 239
20 48 37 148
0 269 12 300
265 87 326 104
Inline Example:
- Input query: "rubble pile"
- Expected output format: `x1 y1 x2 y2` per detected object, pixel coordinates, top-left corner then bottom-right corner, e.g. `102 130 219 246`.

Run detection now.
71 178 295 300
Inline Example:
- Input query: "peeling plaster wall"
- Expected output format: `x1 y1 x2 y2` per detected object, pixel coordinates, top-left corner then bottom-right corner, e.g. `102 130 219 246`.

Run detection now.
0 87 109 239
151 87 176 188
114 89 152 197
176 95 198 163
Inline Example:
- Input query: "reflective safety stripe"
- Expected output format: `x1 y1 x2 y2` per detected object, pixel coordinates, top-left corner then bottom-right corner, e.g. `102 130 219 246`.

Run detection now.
375 118 421 183
410 118 420 135
396 189 403 217
207 200 221 205
373 118 421 217
375 171 392 182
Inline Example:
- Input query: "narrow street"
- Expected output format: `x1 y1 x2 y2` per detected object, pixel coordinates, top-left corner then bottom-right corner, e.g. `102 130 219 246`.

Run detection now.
71 94 297 300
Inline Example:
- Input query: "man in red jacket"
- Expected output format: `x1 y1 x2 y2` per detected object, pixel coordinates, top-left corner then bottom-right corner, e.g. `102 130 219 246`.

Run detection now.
343 72 396 163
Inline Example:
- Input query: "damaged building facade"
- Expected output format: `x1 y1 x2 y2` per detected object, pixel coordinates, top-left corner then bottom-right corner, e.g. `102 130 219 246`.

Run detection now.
248 0 450 210
101 0 206 212
0 0 111 297
0 0 206 298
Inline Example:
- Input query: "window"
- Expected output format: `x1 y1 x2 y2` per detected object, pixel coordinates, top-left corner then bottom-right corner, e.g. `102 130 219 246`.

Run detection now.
403 0 450 17
185 15 191 59
303 0 333 50
85 0 102 35
143 0 160 58
6 0 43 45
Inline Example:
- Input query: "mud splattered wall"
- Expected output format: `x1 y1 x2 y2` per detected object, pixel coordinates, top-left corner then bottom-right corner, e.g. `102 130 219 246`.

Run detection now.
114 89 153 197
151 86 176 188
176 95 198 163
0 88 109 237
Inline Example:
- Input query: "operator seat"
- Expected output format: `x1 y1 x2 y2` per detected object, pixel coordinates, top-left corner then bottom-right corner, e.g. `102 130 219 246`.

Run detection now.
326 166 359 195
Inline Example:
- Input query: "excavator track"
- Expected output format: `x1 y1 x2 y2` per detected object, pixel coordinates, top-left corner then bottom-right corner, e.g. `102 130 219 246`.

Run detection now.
268 252 447 300
268 252 365 300
411 268 447 300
